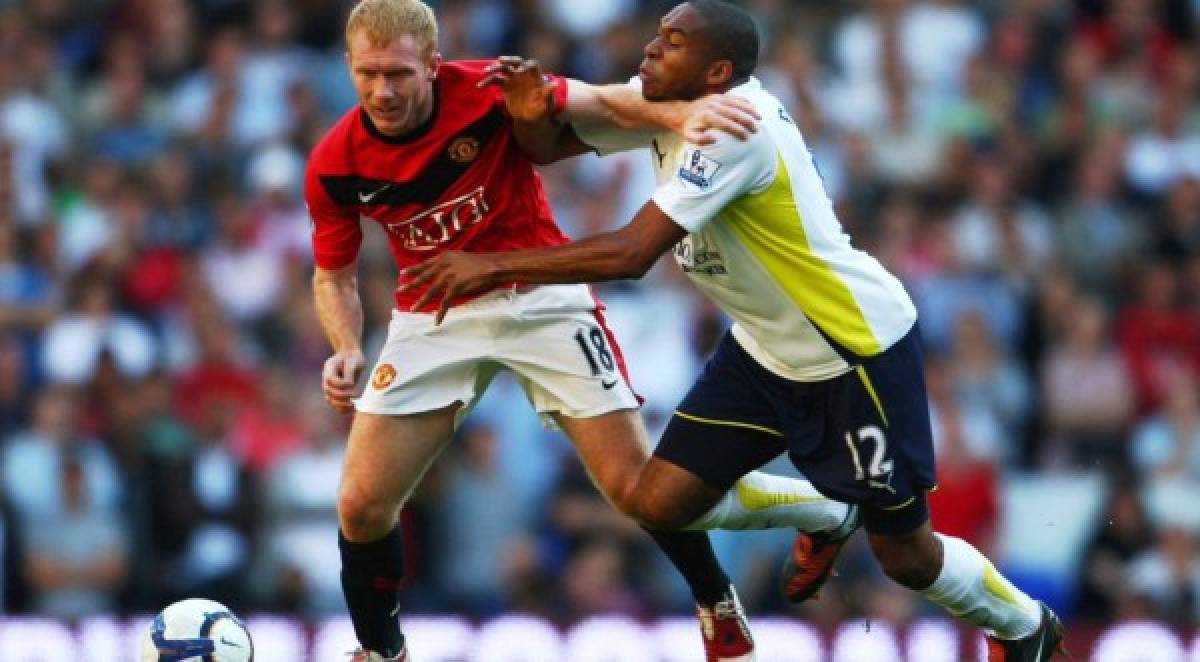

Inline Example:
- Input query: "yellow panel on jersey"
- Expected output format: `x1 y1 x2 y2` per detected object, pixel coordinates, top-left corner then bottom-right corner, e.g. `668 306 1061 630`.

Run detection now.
723 154 883 357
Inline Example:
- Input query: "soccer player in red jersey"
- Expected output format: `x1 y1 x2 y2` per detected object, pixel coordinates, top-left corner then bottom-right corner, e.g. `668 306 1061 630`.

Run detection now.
311 2 858 660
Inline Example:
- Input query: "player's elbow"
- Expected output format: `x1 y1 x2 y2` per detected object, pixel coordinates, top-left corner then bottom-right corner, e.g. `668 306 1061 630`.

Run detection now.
313 264 357 289
622 248 660 280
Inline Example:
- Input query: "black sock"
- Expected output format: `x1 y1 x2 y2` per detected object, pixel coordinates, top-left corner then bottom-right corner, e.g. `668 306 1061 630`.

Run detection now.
644 528 730 607
339 526 406 657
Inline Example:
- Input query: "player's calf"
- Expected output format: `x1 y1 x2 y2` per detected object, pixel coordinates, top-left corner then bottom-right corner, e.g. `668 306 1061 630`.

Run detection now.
339 526 407 659
867 525 943 590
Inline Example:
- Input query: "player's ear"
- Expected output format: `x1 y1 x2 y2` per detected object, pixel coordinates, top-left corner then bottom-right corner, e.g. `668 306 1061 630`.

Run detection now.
428 52 443 81
705 60 734 87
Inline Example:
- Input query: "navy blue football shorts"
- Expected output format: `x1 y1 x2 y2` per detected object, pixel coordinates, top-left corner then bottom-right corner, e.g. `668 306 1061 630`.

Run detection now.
654 324 937 535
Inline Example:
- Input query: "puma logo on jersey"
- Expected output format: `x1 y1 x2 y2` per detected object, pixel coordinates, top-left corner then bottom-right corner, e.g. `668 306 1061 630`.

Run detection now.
652 138 668 168
372 186 490 251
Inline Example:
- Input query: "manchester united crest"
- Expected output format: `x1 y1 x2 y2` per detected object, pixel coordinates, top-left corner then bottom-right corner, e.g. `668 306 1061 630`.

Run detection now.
372 363 397 390
447 136 480 163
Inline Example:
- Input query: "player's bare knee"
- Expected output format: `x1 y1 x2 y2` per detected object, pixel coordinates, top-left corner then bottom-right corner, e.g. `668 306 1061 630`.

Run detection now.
631 492 695 530
607 477 642 520
337 486 401 541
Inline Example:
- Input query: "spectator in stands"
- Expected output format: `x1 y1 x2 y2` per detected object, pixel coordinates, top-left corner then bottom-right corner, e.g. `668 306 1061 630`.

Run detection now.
432 422 526 615
143 380 258 608
950 309 1033 460
1 385 122 520
1041 296 1134 469
558 539 645 622
1127 525 1200 624
1075 482 1157 621
1132 369 1200 481
0 333 31 435
38 270 158 385
1152 176 1200 263
260 389 344 616
200 190 287 327
1057 141 1143 290
927 356 1001 555
1116 260 1200 413
21 452 128 620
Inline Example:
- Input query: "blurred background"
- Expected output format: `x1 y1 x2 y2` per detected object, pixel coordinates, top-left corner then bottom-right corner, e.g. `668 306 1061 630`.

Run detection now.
0 0 1198 659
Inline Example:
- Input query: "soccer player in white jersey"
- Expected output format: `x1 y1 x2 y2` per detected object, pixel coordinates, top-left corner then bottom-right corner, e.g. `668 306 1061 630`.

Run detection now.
403 1 1065 659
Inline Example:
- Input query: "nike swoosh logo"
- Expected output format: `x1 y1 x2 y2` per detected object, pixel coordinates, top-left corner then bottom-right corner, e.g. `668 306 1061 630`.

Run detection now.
358 184 391 203
601 378 619 390
220 637 241 648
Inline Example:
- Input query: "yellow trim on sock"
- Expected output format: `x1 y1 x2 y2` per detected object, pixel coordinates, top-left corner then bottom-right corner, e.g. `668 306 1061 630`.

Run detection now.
982 560 1022 607
855 366 889 427
735 479 828 511
674 410 785 438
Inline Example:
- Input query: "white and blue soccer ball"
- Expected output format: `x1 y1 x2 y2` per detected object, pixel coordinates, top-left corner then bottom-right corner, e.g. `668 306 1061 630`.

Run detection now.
140 598 254 662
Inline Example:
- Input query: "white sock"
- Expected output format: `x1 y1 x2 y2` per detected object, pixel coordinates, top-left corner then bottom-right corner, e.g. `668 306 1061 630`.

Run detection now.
684 471 853 534
922 534 1042 640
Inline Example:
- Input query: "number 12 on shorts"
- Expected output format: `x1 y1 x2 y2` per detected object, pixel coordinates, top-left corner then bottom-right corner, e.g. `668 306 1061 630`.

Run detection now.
845 425 896 493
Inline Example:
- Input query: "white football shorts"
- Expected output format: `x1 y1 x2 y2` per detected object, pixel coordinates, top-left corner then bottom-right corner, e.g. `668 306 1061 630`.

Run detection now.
354 284 641 427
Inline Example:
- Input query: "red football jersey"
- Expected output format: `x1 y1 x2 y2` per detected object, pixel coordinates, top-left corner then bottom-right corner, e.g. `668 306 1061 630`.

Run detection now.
305 60 571 311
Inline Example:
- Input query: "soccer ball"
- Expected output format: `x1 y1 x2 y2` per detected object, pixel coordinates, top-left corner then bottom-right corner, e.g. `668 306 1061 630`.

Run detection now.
140 598 254 662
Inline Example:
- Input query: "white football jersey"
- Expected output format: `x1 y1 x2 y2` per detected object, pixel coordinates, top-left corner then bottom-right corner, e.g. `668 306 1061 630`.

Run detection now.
574 77 917 381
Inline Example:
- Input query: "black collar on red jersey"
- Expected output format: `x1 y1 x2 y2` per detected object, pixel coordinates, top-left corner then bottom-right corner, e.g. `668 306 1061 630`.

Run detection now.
320 106 505 206
359 77 442 145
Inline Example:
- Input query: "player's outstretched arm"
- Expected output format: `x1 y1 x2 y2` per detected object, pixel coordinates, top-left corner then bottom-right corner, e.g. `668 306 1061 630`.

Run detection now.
479 57 592 164
566 80 761 146
313 263 366 413
399 200 686 324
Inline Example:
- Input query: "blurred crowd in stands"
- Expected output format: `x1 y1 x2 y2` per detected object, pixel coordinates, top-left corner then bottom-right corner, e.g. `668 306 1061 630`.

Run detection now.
1 0 1199 633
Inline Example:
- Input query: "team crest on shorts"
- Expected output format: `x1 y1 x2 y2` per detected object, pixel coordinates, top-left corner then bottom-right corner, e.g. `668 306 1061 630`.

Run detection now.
448 136 481 163
372 363 397 390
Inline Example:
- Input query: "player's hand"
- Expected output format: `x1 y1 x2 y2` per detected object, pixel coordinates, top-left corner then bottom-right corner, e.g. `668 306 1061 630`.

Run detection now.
681 94 761 145
400 251 500 325
478 55 559 123
322 350 365 414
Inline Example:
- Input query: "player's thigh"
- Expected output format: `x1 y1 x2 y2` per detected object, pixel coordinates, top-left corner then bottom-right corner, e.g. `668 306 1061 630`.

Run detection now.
494 287 641 426
340 405 459 513
654 332 787 494
788 327 937 535
356 308 500 424
552 408 650 512
555 408 756 529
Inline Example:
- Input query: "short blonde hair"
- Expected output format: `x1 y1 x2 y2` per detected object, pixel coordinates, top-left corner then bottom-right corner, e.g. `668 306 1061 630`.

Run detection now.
345 0 438 56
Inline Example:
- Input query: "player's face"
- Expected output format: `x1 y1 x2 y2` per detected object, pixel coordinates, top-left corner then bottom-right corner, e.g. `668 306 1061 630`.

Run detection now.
638 3 712 102
347 30 441 136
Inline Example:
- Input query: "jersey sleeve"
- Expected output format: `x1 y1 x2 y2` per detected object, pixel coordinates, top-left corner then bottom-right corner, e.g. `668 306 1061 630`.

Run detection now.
651 131 777 233
305 161 362 269
569 77 656 156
